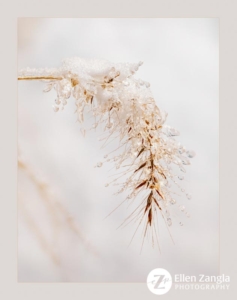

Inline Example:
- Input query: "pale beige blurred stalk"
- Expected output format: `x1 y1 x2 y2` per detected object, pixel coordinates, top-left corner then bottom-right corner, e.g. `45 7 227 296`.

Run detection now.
18 156 98 267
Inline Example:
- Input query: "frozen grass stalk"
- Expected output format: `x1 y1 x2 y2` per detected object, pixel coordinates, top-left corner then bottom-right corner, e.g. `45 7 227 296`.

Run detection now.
18 57 195 247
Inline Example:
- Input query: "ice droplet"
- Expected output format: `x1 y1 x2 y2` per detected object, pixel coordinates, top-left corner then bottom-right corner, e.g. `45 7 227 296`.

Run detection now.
80 128 86 137
181 157 190 165
55 98 61 105
187 150 196 158
186 194 192 200
145 82 150 88
167 218 172 226
123 80 129 86
106 122 113 129
43 84 53 93
170 199 176 205
52 105 59 112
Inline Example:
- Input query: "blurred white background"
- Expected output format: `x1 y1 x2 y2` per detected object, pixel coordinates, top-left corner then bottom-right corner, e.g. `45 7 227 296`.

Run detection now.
18 18 219 282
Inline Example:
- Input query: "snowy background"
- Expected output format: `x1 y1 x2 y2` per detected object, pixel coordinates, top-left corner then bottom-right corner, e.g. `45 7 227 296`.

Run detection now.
18 18 219 282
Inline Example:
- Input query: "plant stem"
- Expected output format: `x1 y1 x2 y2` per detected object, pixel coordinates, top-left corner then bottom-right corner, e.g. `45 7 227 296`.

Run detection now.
18 76 62 81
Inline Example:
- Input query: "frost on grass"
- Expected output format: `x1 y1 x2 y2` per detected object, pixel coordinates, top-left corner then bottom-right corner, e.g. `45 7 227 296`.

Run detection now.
19 57 195 247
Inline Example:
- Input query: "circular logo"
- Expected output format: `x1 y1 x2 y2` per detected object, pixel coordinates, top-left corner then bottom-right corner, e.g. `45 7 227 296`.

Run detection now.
147 268 172 295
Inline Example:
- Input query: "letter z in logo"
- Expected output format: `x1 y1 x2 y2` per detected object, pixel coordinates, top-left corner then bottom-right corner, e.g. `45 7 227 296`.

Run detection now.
147 268 172 295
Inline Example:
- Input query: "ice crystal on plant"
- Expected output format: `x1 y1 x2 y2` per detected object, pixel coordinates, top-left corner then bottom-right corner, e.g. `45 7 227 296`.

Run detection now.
19 57 195 245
